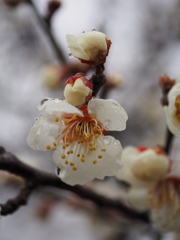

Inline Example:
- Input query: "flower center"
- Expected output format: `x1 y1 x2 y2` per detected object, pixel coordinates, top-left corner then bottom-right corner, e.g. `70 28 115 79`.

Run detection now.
148 177 180 230
46 106 107 171
174 94 180 121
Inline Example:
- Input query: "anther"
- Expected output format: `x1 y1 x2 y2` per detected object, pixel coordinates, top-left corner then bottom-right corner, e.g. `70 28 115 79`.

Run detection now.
70 162 74 166
65 160 69 165
82 154 85 158
55 117 59 122
46 145 51 150
77 154 80 157
93 160 97 164
70 150 73 154
81 158 85 162
61 154 66 159
101 149 106 152
73 166 77 171
66 142 70 146
98 155 102 159
62 146 66 149
51 147 56 150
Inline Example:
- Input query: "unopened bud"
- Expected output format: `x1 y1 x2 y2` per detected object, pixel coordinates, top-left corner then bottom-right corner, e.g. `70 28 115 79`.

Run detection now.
41 65 68 90
66 31 111 66
132 148 169 183
64 73 93 106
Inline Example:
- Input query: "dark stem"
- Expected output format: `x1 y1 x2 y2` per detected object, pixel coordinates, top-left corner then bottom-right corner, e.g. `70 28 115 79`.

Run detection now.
28 0 67 63
90 64 106 96
0 147 149 222
164 128 174 154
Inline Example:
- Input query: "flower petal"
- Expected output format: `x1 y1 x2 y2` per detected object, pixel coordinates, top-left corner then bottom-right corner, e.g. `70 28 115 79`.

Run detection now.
80 32 107 51
27 115 60 151
66 34 90 60
128 188 149 211
85 135 123 179
164 106 180 137
38 98 83 117
116 146 139 184
88 98 128 131
53 144 94 186
164 82 180 137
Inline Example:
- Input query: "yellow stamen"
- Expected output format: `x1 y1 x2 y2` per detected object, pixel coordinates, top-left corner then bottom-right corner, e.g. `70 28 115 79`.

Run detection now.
55 117 59 122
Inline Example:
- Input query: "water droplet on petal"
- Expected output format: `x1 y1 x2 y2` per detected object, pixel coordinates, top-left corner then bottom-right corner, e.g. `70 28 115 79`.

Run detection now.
54 99 60 103
92 28 96 31
68 53 72 58
82 31 85 33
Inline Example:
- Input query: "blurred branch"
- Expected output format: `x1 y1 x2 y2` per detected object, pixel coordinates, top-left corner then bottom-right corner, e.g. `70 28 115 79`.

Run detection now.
27 0 67 63
0 146 149 223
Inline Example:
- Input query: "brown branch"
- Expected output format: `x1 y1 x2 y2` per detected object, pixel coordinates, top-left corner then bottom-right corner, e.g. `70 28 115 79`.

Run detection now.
0 146 149 223
27 0 67 64
90 64 107 96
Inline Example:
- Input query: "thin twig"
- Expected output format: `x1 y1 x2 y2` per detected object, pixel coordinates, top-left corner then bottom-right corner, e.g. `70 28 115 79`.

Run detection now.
164 128 174 154
28 0 67 63
0 147 149 222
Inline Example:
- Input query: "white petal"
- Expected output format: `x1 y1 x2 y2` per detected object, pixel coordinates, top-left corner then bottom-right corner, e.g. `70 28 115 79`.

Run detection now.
88 98 128 131
116 146 139 183
66 34 90 60
164 83 180 137
80 32 107 51
38 98 83 117
85 136 123 179
151 204 180 232
164 106 180 137
53 144 94 186
128 188 149 211
27 115 60 150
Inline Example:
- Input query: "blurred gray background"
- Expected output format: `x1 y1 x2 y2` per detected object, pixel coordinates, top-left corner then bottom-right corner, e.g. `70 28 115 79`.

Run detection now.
1 0 180 239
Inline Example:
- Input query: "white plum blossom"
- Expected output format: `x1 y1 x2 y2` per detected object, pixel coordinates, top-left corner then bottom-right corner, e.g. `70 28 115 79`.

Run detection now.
164 82 180 137
116 146 169 188
27 98 128 186
116 145 180 232
66 31 111 66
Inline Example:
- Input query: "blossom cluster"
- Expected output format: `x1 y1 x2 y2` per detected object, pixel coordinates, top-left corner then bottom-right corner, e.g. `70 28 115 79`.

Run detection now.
27 31 128 186
116 146 180 232
27 29 180 233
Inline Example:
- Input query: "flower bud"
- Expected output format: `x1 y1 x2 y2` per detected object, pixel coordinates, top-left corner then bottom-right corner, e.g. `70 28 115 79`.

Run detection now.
41 65 68 90
64 73 93 106
66 31 111 66
116 146 169 187
132 148 169 183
